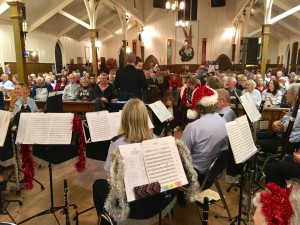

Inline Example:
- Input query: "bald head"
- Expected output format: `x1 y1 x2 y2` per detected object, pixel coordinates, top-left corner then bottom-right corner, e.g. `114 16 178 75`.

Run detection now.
1 73 9 81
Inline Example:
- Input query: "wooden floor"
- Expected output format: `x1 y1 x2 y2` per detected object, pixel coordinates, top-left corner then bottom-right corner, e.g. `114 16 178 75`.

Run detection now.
1 153 258 225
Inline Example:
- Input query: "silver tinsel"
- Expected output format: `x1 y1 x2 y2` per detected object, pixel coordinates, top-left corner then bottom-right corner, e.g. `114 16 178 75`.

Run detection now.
175 139 200 202
104 140 199 222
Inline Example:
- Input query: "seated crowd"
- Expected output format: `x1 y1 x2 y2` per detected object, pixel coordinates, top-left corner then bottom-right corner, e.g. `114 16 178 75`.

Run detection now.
1 55 300 225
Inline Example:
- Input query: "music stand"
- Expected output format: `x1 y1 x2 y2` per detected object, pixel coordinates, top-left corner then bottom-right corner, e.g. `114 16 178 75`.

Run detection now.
43 92 63 113
18 143 78 225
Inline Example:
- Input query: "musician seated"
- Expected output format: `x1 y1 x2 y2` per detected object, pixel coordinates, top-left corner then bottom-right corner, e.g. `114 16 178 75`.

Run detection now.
182 86 228 184
256 83 300 154
93 99 175 225
10 83 38 116
265 148 300 187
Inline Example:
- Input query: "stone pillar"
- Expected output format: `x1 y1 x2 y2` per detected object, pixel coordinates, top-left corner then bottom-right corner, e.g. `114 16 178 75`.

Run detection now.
260 24 271 79
89 29 97 75
7 1 27 85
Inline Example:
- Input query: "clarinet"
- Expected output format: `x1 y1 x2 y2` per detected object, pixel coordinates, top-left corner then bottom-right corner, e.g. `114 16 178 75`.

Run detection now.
64 179 70 225
202 197 209 225
276 86 300 160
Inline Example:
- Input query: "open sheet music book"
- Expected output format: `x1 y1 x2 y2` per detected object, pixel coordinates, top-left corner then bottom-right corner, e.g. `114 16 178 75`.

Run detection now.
239 93 261 123
148 101 173 122
226 115 258 164
119 136 188 202
0 110 12 147
16 113 73 144
85 111 154 142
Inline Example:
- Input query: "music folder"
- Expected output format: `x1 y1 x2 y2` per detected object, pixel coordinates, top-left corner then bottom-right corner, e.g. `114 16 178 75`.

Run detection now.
0 110 12 147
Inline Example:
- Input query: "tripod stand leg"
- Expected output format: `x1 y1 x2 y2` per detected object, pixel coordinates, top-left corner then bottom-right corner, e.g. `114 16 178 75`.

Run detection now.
32 177 45 190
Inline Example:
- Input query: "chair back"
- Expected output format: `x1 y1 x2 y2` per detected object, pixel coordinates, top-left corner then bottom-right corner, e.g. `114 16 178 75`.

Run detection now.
201 150 228 191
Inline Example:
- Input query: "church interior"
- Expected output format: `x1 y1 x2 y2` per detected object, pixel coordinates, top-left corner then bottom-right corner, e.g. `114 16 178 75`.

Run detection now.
1 0 300 224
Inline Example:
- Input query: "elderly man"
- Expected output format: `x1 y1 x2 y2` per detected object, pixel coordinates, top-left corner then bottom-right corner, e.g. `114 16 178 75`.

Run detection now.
0 73 14 89
227 76 242 105
182 86 228 183
31 76 53 101
115 52 148 100
257 83 300 154
62 73 81 101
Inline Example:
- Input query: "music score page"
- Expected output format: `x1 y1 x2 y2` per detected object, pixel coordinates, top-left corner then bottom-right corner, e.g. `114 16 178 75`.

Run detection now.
119 136 188 202
16 113 73 144
0 110 12 147
226 115 258 164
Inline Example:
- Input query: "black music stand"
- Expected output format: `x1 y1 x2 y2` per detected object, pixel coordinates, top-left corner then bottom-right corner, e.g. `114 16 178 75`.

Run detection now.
18 142 78 225
43 93 63 113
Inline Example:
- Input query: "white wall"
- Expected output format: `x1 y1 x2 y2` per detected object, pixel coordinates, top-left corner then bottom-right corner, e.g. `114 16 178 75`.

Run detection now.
0 24 107 69
278 35 300 68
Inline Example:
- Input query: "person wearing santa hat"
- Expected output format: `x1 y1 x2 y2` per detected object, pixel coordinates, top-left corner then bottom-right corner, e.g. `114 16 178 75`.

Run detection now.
182 85 229 183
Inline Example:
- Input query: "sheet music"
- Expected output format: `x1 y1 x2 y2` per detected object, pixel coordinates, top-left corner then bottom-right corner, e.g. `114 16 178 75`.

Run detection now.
119 143 149 202
226 115 258 164
16 113 73 144
148 101 173 122
240 93 261 122
86 111 114 142
108 111 122 136
0 110 12 147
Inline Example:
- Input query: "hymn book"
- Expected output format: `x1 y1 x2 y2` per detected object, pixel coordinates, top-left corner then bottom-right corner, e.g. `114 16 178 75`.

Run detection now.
119 136 188 202
148 101 173 122
16 113 73 144
239 93 261 123
225 115 258 164
85 111 154 142
0 110 12 147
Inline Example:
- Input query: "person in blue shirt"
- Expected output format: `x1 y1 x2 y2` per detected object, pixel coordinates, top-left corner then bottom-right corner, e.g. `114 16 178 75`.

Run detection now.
182 86 228 183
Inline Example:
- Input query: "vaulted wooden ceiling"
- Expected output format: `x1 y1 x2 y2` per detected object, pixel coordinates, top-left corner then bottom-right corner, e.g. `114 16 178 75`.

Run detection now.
0 0 299 43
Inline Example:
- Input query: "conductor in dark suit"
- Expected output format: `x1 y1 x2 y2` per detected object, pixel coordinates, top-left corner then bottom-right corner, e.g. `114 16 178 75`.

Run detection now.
115 52 148 101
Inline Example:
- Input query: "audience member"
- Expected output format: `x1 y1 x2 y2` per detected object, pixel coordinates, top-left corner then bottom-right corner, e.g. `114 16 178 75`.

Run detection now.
226 77 242 105
242 79 262 107
256 78 267 93
169 76 179 98
262 80 282 108
79 77 94 101
165 96 179 130
12 74 18 85
62 73 81 101
206 76 223 89
31 76 53 101
54 75 68 91
0 73 14 89
94 73 114 111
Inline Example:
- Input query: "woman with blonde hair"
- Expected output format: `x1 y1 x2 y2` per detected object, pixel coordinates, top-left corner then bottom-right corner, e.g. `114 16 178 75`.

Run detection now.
242 79 262 107
93 99 176 225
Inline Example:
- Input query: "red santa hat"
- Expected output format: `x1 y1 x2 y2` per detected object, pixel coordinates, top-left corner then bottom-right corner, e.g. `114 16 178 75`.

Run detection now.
187 86 218 119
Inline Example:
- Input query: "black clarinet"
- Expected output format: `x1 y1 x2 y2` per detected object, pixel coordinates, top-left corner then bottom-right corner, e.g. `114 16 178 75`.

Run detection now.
203 197 209 225
64 179 70 225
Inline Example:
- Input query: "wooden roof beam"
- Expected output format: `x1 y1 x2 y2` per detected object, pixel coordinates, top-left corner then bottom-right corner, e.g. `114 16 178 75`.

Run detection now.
28 0 74 33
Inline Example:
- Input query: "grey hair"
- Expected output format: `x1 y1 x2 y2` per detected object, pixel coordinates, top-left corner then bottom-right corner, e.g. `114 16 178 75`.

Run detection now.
36 76 45 83
288 83 300 96
100 72 108 77
246 79 256 89
228 76 237 84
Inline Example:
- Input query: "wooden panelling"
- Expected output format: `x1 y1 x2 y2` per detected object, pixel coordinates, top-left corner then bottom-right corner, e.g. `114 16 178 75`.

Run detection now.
4 62 54 76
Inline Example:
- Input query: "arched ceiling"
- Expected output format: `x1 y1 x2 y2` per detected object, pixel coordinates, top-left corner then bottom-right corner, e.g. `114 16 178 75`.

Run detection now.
0 0 299 43
0 0 142 43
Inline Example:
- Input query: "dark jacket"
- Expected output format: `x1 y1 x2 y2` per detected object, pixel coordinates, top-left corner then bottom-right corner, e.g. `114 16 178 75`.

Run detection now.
115 64 148 100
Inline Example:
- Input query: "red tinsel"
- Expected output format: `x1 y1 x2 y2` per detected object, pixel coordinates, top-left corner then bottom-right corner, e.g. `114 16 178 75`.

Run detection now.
20 144 35 190
72 114 86 172
261 182 293 225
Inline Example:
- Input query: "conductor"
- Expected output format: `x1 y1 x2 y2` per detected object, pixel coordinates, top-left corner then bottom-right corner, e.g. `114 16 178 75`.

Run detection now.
115 52 148 101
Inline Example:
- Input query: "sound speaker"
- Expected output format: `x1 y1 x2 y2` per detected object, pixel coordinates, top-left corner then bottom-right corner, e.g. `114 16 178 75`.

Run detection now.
211 0 226 7
245 38 259 64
